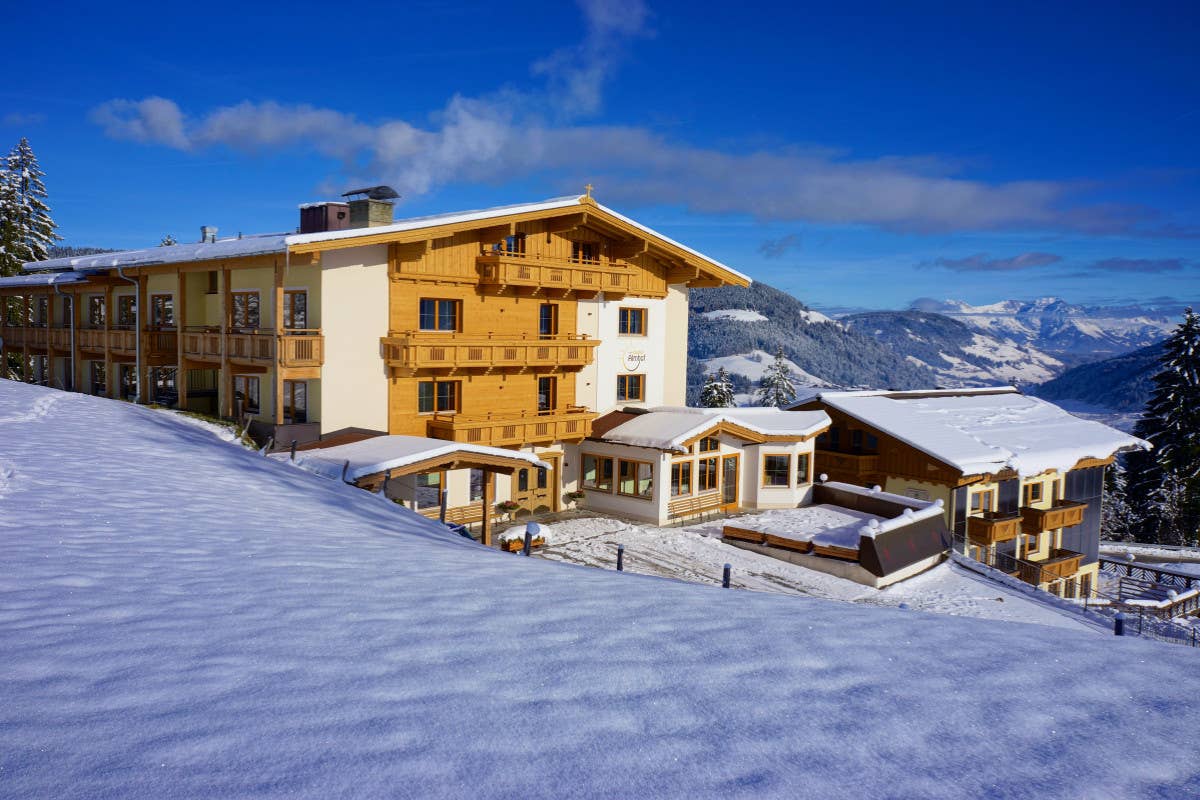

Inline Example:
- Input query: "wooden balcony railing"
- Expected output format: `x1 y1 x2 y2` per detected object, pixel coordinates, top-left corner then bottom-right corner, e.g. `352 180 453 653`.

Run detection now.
146 329 178 359
48 327 72 349
1034 548 1085 580
426 405 596 447
381 332 599 372
815 450 881 477
280 331 324 368
181 327 224 360
1021 500 1087 534
966 511 1023 546
181 327 324 367
78 328 107 351
476 252 635 294
107 327 138 354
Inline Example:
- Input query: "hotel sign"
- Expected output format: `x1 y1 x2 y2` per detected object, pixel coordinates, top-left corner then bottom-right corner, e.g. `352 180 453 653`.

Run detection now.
622 350 647 372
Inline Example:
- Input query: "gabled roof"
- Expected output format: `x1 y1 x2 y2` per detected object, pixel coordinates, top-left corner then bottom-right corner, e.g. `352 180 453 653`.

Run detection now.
23 195 750 287
283 435 549 483
598 406 830 453
804 387 1148 477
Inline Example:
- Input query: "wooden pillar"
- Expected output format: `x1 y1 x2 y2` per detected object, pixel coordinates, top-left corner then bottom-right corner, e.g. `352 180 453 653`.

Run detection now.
273 259 285 424
103 286 114 398
220 267 233 418
135 274 149 403
480 470 494 547
70 288 82 393
22 294 31 382
176 269 188 410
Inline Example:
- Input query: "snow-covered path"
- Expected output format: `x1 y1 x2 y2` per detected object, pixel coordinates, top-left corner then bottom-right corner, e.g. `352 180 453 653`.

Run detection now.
1 381 1199 799
538 517 1099 631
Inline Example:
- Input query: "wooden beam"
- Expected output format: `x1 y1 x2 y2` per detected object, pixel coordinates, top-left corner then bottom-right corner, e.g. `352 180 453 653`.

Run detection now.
136 273 149 403
481 470 494 547
273 258 285 425
176 269 188 410
220 267 233 418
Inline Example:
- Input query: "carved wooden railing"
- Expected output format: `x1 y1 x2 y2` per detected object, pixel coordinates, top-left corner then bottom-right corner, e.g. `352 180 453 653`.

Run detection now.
382 332 598 372
427 405 595 447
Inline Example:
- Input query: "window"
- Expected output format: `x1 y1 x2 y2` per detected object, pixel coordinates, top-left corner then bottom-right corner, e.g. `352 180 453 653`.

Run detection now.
206 271 219 294
865 433 879 452
970 490 994 514
469 469 487 502
698 457 719 492
697 436 720 453
418 380 459 413
618 459 653 498
671 461 692 496
88 296 105 327
851 429 863 452
501 233 526 255
571 241 598 263
617 374 645 402
829 427 841 451
1024 482 1043 505
517 469 529 492
415 472 443 510
905 488 931 502
284 290 308 329
150 294 174 328
235 376 260 416
33 297 48 326
537 468 548 490
763 455 791 487
60 296 73 327
418 298 459 332
90 361 106 395
232 291 260 330
796 453 810 484
116 296 136 327
119 364 136 400
539 304 559 337
618 307 646 335
582 454 614 492
1026 532 1040 555
537 376 557 412
282 380 307 423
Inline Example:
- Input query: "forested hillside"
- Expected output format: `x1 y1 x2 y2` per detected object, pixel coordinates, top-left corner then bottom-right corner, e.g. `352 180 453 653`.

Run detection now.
1033 341 1164 412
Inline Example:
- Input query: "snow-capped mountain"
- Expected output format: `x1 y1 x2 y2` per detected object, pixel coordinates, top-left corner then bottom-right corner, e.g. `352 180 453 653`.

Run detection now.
908 296 1179 361
842 311 1063 388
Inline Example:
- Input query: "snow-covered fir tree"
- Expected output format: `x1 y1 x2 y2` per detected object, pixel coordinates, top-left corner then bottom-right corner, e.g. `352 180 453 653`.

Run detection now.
0 138 59 276
1128 308 1200 543
755 347 797 408
1101 460 1141 542
160 234 178 247
700 367 736 407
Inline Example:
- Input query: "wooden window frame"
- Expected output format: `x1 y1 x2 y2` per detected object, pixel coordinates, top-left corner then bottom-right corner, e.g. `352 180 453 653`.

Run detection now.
697 456 719 492
418 298 461 332
1024 482 1043 505
116 295 136 328
234 375 261 416
796 453 810 484
537 376 557 413
762 454 792 488
283 289 308 330
418 379 461 414
571 240 599 264
87 295 105 327
1026 531 1040 555
617 373 645 402
581 454 614 493
282 380 308 424
231 290 261 331
618 307 647 336
617 458 654 499
150 293 175 329
670 461 693 497
697 435 720 453
538 303 559 338
970 490 994 514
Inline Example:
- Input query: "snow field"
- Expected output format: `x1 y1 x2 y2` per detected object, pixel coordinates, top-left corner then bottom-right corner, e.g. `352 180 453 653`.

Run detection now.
1 381 1199 799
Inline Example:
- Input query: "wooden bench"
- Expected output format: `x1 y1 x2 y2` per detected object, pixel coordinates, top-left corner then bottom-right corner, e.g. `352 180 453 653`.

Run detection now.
722 525 767 545
764 533 814 554
668 493 724 522
418 505 498 527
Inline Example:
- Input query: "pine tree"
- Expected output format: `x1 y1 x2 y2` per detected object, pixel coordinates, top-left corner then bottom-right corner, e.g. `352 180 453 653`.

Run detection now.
160 234 178 247
755 347 797 408
1129 308 1200 543
1101 460 1141 542
700 367 736 408
0 138 59 276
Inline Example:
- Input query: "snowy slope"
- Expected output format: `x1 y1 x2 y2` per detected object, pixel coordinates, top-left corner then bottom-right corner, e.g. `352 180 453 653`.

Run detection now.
699 308 769 323
2 381 1200 799
702 348 833 387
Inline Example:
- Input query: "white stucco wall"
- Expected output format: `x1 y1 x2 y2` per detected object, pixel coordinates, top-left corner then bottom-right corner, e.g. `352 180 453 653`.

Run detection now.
318 245 389 435
663 285 689 406
584 293 670 415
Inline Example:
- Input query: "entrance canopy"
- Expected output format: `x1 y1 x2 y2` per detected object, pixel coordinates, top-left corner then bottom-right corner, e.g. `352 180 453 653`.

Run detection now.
288 435 550 487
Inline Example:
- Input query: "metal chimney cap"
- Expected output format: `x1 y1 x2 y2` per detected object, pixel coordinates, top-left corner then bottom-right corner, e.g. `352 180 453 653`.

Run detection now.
341 185 400 201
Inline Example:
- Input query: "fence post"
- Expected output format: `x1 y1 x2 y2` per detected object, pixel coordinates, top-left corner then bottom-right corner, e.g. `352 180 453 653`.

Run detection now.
616 544 625 572
290 440 298 462
722 563 731 589
439 489 448 524
1114 612 1125 636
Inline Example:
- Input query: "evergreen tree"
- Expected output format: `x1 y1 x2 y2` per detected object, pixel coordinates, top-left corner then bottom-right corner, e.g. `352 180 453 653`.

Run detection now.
700 367 736 408
1101 460 1141 542
755 347 797 408
0 138 59 276
1129 308 1200 543
159 234 178 247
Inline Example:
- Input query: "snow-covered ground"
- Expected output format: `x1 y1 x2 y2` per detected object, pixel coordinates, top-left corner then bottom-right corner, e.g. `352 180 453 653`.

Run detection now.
699 308 768 323
3 380 1200 798
538 516 1102 631
702 349 833 388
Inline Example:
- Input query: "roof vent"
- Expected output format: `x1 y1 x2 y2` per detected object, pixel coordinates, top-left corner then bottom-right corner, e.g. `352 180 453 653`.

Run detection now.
200 226 218 243
342 185 399 228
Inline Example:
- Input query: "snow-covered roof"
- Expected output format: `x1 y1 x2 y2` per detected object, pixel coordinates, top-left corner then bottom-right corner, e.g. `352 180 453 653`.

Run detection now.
0 270 91 288
600 406 830 453
283 435 549 483
812 388 1148 477
24 195 750 285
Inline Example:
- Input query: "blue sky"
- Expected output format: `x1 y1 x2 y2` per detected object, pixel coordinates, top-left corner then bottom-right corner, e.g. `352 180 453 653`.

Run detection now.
2 0 1198 309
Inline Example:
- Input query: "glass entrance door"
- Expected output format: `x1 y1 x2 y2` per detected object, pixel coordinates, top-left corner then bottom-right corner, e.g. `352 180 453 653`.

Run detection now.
721 455 739 508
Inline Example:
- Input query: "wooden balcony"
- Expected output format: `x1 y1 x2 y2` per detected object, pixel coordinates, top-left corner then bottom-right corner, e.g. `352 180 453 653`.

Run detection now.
280 331 324 368
816 450 881 477
78 328 107 351
476 253 636 296
48 327 72 349
426 405 596 447
1034 548 1085 580
107 327 138 355
1021 500 1087 534
381 332 599 374
181 328 223 360
146 330 178 360
966 511 1023 546
181 327 324 368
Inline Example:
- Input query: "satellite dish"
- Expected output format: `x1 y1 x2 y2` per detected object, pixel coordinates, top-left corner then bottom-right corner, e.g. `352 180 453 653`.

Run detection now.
341 185 400 201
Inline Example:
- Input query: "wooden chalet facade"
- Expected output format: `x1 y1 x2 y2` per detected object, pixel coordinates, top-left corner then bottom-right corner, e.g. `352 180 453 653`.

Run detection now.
1 192 748 522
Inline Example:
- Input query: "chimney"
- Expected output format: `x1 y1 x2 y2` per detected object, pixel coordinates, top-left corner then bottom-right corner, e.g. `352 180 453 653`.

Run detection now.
200 225 218 243
299 202 350 234
341 185 399 228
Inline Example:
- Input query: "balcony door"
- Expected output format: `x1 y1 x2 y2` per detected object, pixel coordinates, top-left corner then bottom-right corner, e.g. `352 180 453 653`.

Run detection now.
510 453 559 516
721 455 739 509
